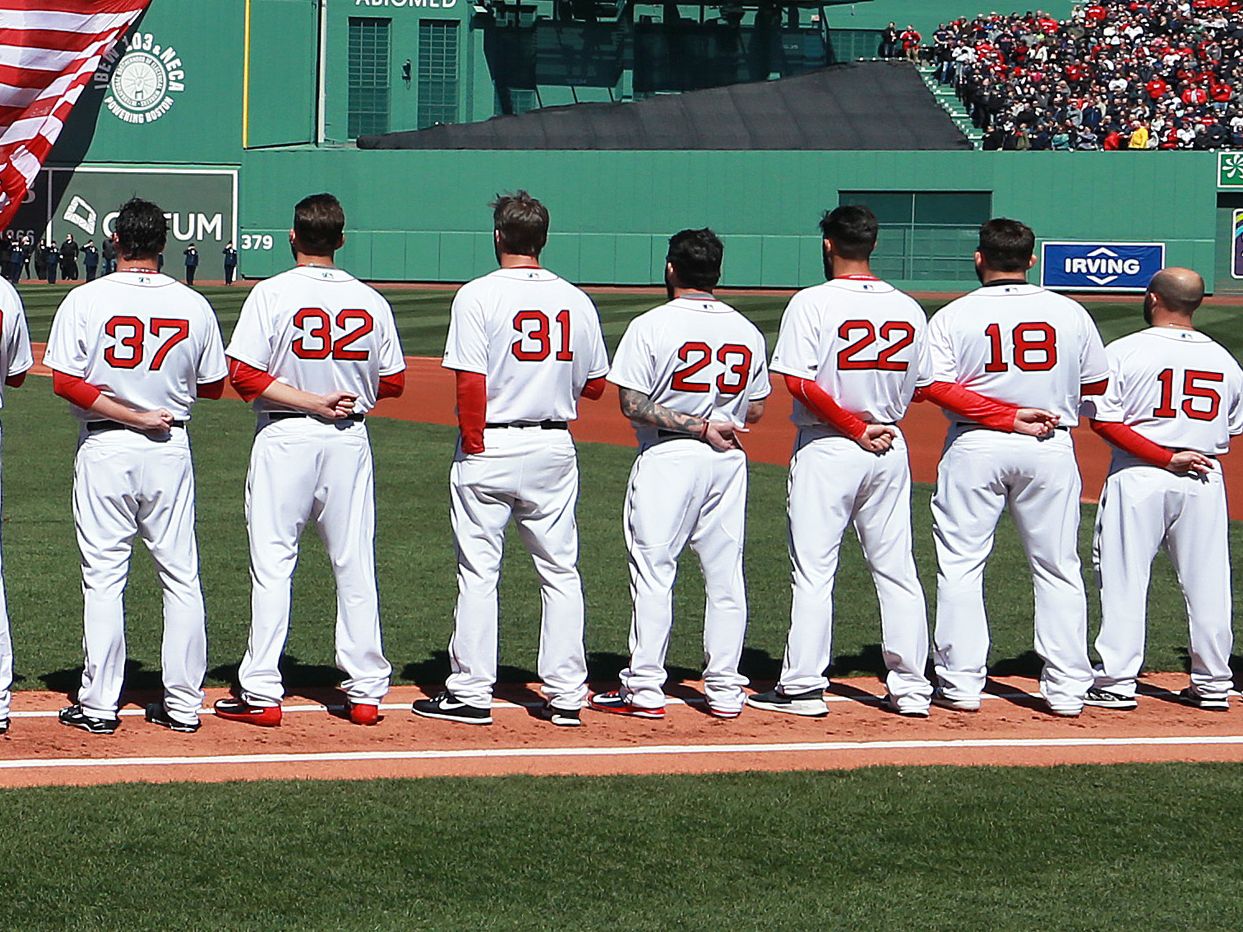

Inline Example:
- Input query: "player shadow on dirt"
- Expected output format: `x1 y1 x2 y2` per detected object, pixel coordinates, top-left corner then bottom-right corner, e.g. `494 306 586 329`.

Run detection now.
40 660 166 704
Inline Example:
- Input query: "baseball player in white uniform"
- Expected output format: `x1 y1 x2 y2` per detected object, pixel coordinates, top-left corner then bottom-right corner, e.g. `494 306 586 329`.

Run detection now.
0 275 32 735
746 205 933 718
414 192 609 727
45 198 226 734
216 193 406 728
590 228 769 719
921 219 1109 717
1084 268 1243 711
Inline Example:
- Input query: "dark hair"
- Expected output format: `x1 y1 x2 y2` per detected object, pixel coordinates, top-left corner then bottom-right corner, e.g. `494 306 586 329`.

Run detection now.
293 193 345 256
819 205 878 260
666 228 724 291
113 198 167 261
977 218 1035 271
492 190 549 257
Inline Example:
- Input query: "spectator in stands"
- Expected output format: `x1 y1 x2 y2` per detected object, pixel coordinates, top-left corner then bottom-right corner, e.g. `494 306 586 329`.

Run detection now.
901 25 922 62
942 1 1243 151
881 23 899 59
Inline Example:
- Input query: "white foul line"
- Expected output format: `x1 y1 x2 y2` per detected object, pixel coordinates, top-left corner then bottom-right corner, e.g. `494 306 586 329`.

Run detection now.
3 734 1243 771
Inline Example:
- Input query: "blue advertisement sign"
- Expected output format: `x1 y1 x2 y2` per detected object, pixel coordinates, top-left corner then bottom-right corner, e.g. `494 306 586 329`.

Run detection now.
1040 241 1165 292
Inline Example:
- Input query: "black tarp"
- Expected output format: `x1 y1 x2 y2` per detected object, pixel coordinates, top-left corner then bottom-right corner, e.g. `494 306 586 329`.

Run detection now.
357 62 971 151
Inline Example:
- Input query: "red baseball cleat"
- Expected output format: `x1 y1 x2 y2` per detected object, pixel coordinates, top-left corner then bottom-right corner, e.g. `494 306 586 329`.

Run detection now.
214 697 282 727
588 691 665 719
348 702 380 726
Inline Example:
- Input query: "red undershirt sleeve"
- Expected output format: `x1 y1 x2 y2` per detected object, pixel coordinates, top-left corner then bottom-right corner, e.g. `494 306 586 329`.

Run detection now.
1081 378 1108 397
227 357 275 403
913 381 1020 431
197 378 225 400
5 372 26 389
581 376 607 401
455 370 487 454
784 375 867 440
378 371 405 400
1090 420 1174 468
51 370 102 409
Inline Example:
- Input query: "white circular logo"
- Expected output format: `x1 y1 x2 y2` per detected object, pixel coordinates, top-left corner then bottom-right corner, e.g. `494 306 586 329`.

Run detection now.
110 51 167 113
96 32 186 124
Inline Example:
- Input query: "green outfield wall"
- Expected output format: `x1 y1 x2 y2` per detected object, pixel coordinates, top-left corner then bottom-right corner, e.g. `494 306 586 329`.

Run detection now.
17 0 1243 292
232 147 1226 292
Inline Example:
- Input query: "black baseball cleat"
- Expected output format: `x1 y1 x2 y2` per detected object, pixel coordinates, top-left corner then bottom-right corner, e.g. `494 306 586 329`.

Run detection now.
145 702 201 733
58 704 118 735
412 691 493 725
745 687 828 718
0 717 8 735
884 694 930 718
1179 687 1229 711
1083 687 1138 710
535 704 581 727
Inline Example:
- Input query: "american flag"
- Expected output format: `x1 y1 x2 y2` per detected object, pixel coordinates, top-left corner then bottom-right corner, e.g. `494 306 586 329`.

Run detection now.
0 0 150 231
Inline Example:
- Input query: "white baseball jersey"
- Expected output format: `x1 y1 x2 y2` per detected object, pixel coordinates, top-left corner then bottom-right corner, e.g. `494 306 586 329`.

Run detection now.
924 282 1109 426
443 268 609 422
227 266 405 415
1085 328 1243 455
0 277 34 407
608 296 771 448
769 278 928 425
44 271 226 421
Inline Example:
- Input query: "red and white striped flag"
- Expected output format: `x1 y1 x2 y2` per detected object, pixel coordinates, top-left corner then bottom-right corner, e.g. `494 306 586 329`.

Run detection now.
0 0 150 231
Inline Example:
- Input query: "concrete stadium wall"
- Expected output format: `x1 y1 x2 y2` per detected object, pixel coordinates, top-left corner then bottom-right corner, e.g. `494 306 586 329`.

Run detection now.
236 147 1222 291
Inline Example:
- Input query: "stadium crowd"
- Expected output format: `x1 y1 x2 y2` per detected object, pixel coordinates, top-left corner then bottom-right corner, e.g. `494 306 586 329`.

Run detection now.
926 1 1243 150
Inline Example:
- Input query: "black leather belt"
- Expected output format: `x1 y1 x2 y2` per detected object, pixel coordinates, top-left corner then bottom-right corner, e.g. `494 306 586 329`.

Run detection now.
485 420 567 430
87 419 186 432
269 412 365 423
954 423 1069 433
656 429 702 441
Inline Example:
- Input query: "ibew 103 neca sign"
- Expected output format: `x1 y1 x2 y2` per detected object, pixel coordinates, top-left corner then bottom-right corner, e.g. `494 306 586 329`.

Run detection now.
1039 242 1165 292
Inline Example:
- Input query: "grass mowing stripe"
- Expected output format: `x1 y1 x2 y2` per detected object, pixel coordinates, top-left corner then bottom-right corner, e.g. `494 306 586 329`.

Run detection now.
2 765 1243 928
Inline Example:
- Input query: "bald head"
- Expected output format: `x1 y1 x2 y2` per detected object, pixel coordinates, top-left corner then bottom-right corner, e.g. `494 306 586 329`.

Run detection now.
1147 267 1205 318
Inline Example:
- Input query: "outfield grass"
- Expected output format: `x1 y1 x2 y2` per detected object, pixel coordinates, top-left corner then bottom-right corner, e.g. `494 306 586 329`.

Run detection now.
2 281 1239 691
3 765 1243 929
0 368 1236 695
15 281 1243 359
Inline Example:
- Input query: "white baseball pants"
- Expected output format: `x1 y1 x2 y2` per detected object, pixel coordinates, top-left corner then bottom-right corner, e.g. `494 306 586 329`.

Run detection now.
446 427 588 711
779 428 932 711
239 418 391 707
0 426 11 723
73 427 207 726
1092 459 1233 699
619 439 750 714
931 428 1094 713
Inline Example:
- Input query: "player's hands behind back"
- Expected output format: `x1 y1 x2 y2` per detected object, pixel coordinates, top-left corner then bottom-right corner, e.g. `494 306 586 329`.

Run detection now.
855 424 897 454
703 420 745 452
1012 408 1060 437
1167 450 1214 477
131 408 174 435
313 391 358 420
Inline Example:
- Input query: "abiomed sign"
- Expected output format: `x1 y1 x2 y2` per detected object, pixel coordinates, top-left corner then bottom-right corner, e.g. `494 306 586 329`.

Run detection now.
1040 242 1165 292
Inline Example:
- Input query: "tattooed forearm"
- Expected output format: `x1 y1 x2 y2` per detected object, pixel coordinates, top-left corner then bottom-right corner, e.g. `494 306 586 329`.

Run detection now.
619 387 706 435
